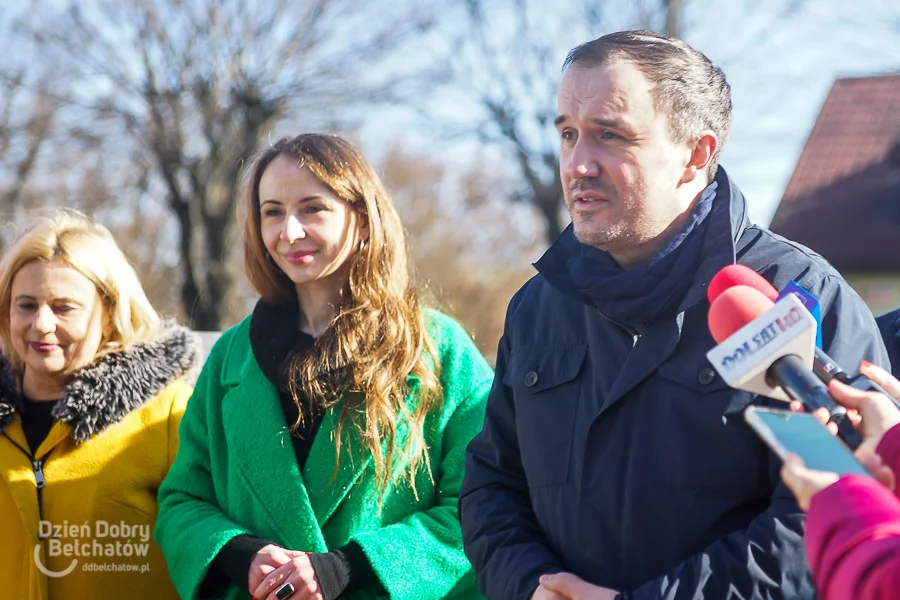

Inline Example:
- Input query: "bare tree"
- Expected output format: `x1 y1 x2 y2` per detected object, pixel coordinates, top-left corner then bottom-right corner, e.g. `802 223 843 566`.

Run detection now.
0 74 58 251
379 144 543 361
425 0 819 243
421 0 686 243
18 0 433 329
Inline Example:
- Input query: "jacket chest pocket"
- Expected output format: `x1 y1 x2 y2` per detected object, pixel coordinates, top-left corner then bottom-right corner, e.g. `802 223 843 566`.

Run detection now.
650 355 765 491
505 345 587 487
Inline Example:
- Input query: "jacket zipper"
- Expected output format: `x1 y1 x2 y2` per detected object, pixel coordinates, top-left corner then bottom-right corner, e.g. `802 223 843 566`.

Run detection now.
2 432 52 540
595 310 641 346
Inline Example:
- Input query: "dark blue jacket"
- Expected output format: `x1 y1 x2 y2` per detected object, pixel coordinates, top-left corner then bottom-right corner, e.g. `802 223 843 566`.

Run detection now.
876 308 900 377
459 169 889 600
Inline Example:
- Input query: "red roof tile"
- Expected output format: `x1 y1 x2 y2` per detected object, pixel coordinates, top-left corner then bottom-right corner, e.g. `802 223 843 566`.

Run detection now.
769 74 900 272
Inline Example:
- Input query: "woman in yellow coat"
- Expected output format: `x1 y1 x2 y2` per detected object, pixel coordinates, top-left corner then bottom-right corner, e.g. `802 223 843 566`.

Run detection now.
0 211 198 599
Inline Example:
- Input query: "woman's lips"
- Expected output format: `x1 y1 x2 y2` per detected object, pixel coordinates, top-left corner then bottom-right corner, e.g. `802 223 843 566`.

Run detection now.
29 342 59 353
283 250 318 265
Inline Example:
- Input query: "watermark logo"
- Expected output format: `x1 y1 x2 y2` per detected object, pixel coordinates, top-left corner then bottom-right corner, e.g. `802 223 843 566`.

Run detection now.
33 520 151 578
719 307 804 372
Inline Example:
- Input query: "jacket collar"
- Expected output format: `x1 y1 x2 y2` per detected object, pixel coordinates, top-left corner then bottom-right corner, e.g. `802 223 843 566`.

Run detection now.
677 166 751 312
0 324 199 444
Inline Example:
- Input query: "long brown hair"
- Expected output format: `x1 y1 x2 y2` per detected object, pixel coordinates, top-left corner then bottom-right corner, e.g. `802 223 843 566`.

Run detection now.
242 134 441 501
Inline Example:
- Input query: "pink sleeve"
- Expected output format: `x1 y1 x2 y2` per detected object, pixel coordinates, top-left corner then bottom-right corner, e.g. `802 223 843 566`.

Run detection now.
806 474 900 600
875 423 900 498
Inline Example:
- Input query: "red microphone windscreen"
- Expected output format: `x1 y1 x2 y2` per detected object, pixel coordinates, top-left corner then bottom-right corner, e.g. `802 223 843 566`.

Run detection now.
708 285 776 343
707 264 778 305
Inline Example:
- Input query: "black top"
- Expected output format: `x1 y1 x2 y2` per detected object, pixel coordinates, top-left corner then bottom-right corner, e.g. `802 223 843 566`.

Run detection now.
205 300 378 599
20 396 57 454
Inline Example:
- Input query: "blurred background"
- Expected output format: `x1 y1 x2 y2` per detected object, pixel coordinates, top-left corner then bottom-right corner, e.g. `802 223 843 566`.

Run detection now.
1 0 898 362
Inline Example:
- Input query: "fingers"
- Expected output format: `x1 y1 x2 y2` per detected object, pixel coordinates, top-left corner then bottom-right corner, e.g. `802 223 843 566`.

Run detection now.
811 407 836 432
780 453 807 485
860 361 900 399
253 555 321 600
827 379 872 411
249 545 295 593
780 453 840 511
861 453 896 491
540 572 590 596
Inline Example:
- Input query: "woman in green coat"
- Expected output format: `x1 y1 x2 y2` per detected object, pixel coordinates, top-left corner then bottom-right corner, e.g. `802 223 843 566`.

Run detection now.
155 134 494 600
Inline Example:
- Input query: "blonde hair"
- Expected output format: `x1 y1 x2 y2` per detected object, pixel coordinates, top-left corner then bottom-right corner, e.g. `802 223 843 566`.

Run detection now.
242 134 442 502
0 209 162 373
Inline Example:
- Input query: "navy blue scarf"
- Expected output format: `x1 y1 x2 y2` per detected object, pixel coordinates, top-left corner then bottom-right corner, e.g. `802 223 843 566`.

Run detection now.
538 183 718 330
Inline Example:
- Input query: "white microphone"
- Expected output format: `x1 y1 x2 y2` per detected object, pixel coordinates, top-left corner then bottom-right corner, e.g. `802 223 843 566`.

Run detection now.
706 285 861 449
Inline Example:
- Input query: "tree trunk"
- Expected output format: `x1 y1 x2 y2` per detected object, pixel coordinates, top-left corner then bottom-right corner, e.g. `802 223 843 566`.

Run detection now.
534 186 565 243
664 0 684 39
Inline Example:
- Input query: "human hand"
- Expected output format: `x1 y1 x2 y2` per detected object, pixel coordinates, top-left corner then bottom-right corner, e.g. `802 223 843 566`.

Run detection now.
827 361 900 462
779 454 840 511
538 572 619 600
531 584 567 600
249 545 321 600
249 544 294 594
781 452 895 511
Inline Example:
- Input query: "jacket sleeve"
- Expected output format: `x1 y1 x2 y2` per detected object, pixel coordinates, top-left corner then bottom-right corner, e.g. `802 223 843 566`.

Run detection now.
808 274 891 373
805 475 900 600
349 319 495 600
620 459 814 599
155 333 256 600
621 273 885 599
459 325 566 600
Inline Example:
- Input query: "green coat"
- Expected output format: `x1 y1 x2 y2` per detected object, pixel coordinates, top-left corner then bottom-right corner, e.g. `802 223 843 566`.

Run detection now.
155 310 493 600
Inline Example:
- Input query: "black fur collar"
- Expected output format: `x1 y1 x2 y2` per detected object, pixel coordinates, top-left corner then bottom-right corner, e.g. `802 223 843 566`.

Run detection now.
0 325 199 444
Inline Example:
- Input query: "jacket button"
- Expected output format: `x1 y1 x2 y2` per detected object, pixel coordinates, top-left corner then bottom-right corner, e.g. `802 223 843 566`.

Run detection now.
698 368 716 385
524 371 539 387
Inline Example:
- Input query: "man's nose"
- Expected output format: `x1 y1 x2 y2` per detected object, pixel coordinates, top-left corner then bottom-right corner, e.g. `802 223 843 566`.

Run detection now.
567 139 601 179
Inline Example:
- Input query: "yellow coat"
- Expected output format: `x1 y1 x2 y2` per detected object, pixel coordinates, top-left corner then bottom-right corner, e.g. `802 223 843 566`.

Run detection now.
0 326 197 600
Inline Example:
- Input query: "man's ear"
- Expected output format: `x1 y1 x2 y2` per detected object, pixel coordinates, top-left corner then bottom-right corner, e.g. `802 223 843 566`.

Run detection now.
681 131 718 185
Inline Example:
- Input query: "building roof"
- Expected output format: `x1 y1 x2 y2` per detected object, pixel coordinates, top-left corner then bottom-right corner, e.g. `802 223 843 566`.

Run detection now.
768 74 900 273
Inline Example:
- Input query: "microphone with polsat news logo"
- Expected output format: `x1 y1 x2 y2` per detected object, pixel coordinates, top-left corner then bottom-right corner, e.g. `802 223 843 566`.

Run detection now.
705 282 862 450
708 264 898 406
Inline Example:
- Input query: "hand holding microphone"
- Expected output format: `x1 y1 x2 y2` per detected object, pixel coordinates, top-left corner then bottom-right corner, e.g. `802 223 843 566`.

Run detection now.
709 264 899 401
706 282 863 450
816 361 900 463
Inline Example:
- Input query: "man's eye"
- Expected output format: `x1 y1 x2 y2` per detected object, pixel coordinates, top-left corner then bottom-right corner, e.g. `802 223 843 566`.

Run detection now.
600 131 620 140
561 129 576 141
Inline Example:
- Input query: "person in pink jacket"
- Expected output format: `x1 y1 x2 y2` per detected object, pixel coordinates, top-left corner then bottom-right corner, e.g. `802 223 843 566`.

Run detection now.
780 361 900 600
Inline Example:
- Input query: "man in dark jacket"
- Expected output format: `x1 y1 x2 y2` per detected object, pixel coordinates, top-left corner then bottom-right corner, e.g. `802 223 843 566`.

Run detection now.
876 308 900 376
459 30 889 600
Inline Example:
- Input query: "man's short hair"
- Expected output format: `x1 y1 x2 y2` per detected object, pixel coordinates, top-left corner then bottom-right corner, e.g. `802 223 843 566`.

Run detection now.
563 30 732 182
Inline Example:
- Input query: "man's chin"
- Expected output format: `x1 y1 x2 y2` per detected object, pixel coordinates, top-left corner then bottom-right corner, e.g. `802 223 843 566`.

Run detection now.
573 224 613 249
